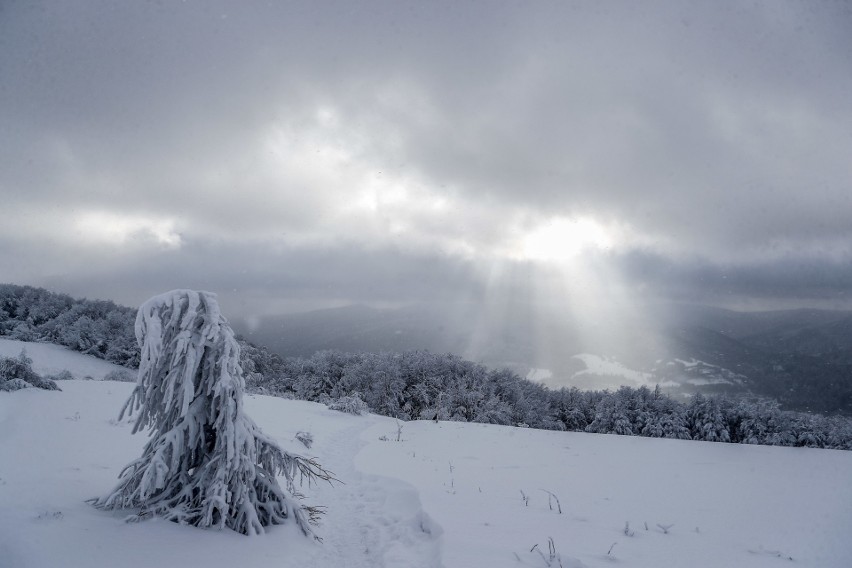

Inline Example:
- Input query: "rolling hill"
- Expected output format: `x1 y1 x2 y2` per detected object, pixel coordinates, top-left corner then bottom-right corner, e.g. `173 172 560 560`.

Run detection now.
2 339 851 567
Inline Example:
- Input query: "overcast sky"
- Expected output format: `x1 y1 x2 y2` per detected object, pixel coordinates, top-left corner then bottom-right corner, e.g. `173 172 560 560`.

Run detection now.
2 0 851 319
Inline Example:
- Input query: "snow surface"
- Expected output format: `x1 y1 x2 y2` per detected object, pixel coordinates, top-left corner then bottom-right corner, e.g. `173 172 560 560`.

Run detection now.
572 353 653 387
663 358 746 387
685 377 732 386
525 368 553 383
675 358 702 369
2 339 852 567
0 338 128 380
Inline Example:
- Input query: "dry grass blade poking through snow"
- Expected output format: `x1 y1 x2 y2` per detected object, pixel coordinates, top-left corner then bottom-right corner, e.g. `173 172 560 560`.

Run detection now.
89 290 335 536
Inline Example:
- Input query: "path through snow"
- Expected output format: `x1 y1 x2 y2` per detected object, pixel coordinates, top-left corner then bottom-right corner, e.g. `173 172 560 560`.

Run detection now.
0 379 444 568
246 393 443 568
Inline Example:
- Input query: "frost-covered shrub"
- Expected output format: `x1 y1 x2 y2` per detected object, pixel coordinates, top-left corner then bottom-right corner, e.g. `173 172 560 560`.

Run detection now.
295 431 314 449
328 392 369 415
0 350 38 383
0 350 60 391
29 375 61 390
89 290 333 536
0 378 31 391
8 322 37 341
103 369 135 383
45 369 75 381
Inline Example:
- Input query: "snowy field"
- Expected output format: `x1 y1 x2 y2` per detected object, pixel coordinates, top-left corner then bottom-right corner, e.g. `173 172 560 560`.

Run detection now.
0 338 128 380
1 340 851 567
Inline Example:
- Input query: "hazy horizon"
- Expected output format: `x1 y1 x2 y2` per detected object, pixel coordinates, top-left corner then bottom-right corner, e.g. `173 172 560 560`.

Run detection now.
3 1 851 335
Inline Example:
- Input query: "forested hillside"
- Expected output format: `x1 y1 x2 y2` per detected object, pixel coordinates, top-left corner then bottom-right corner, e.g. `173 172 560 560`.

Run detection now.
3 284 851 450
0 284 138 367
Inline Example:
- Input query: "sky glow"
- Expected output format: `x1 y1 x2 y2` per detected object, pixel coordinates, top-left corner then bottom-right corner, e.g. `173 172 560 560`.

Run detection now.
1 1 851 317
517 218 615 263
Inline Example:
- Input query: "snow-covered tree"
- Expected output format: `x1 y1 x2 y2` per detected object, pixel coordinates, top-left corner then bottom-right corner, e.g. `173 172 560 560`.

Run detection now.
549 387 589 431
736 398 794 446
90 290 333 536
0 349 60 391
640 391 691 440
586 391 634 435
328 391 369 415
686 394 731 443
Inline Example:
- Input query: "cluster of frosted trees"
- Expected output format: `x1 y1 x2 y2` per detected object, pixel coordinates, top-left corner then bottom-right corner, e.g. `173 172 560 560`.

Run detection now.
243 349 852 450
0 284 139 367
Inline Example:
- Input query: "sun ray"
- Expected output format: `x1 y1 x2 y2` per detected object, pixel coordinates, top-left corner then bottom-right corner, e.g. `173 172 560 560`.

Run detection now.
514 217 614 263
489 215 671 391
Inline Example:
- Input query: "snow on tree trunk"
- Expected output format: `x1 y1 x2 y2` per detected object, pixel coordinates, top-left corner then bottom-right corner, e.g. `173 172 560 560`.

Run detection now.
90 290 333 536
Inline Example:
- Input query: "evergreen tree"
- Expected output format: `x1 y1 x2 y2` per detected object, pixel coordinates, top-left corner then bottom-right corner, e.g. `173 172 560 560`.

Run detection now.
90 290 333 536
686 394 730 442
549 387 589 431
737 398 794 446
641 391 691 440
586 392 633 435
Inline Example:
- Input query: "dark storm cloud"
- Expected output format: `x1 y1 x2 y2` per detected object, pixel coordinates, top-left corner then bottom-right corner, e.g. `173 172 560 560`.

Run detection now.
2 0 851 312
32 236 483 317
615 249 852 309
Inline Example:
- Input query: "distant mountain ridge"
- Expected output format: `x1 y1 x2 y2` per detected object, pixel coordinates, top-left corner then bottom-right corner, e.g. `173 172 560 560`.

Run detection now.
2 283 849 414
236 304 467 358
234 302 852 415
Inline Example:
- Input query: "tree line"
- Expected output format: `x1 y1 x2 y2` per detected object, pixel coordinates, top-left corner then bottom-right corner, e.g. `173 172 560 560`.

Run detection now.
0 284 139 367
3 283 851 450
240 347 852 450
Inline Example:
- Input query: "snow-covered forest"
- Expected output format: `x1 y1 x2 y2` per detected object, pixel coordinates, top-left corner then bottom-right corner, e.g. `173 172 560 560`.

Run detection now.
0 284 139 367
3 284 851 450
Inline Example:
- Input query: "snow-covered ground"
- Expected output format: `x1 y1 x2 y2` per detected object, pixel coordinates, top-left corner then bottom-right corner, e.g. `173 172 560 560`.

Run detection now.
0 338 128 380
571 353 655 388
525 368 553 383
2 339 852 567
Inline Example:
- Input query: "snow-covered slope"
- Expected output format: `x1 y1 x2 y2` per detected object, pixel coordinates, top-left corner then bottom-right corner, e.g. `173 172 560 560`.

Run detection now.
572 353 654 387
1 340 851 567
0 338 129 380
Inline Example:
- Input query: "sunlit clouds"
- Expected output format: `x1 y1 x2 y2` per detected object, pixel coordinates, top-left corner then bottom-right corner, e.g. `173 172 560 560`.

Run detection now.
1 1 851 315
72 211 182 249
514 217 615 263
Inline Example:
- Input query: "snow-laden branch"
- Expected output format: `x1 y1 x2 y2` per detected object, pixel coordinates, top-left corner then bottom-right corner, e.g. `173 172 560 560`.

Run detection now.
90 290 334 536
